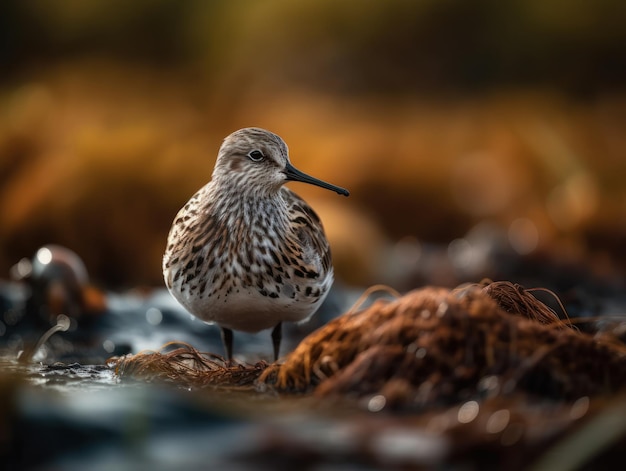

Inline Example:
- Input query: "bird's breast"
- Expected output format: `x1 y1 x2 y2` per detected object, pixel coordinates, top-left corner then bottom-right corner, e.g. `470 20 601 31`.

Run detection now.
178 277 331 332
163 187 334 332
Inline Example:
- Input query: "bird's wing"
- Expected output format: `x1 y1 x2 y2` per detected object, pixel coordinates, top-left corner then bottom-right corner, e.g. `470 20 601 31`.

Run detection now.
280 187 332 277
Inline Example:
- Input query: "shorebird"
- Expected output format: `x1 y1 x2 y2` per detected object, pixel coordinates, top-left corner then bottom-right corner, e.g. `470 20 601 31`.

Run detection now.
163 128 349 361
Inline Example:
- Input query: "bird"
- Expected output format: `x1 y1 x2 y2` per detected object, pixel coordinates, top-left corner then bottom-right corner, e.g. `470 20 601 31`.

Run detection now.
163 127 349 362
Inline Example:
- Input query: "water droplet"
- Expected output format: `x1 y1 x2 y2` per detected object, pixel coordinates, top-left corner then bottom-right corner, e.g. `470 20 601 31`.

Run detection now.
457 400 479 423
415 347 427 359
478 375 500 392
570 396 590 420
103 339 115 353
10 258 32 280
486 409 510 434
36 247 53 265
367 394 386 412
146 307 163 326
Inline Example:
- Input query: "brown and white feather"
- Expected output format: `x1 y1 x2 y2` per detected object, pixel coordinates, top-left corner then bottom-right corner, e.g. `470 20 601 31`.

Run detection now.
163 128 338 334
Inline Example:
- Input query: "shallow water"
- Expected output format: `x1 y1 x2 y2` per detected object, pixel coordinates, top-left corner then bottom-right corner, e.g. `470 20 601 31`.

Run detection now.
8 366 264 470
7 361 453 471
0 283 366 470
3 355 397 470
3 279 626 470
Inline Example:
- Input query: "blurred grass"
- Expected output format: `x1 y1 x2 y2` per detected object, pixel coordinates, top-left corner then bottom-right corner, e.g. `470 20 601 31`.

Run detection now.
0 1 625 288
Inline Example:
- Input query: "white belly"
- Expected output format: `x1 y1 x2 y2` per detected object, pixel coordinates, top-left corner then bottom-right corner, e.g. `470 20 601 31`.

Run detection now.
169 281 329 333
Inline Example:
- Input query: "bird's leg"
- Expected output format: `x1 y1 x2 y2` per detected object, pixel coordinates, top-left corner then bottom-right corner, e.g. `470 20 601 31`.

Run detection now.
220 326 233 364
271 322 282 362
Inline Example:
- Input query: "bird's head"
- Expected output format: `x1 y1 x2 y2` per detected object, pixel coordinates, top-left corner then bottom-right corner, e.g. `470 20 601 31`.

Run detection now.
213 127 349 198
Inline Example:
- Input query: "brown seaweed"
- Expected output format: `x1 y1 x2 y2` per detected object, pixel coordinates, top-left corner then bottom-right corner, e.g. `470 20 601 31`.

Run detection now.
110 281 626 409
111 342 268 390
261 284 625 407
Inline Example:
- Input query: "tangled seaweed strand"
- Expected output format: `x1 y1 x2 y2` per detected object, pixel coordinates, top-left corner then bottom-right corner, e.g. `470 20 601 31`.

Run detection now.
111 342 268 390
111 282 626 409
479 279 570 326
260 284 626 408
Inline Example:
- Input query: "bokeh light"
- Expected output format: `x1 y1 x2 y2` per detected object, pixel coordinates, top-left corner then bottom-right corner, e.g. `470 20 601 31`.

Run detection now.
0 0 624 290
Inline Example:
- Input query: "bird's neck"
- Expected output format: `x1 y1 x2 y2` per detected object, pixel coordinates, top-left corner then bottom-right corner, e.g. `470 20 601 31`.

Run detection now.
210 183 289 231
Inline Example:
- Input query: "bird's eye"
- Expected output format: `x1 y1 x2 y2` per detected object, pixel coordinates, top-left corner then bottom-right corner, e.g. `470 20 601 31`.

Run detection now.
247 150 265 162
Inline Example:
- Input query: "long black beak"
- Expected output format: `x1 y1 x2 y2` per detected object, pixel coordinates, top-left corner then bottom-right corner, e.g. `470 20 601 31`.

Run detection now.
284 162 350 197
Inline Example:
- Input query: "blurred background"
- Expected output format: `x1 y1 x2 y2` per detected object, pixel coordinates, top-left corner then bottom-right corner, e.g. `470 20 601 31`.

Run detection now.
1 0 625 293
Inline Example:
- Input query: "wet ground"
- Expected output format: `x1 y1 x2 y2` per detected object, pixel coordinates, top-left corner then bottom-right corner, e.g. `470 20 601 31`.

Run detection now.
0 283 364 470
2 256 626 470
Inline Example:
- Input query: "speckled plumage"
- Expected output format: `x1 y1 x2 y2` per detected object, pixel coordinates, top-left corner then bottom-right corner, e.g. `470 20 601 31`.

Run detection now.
163 128 349 361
